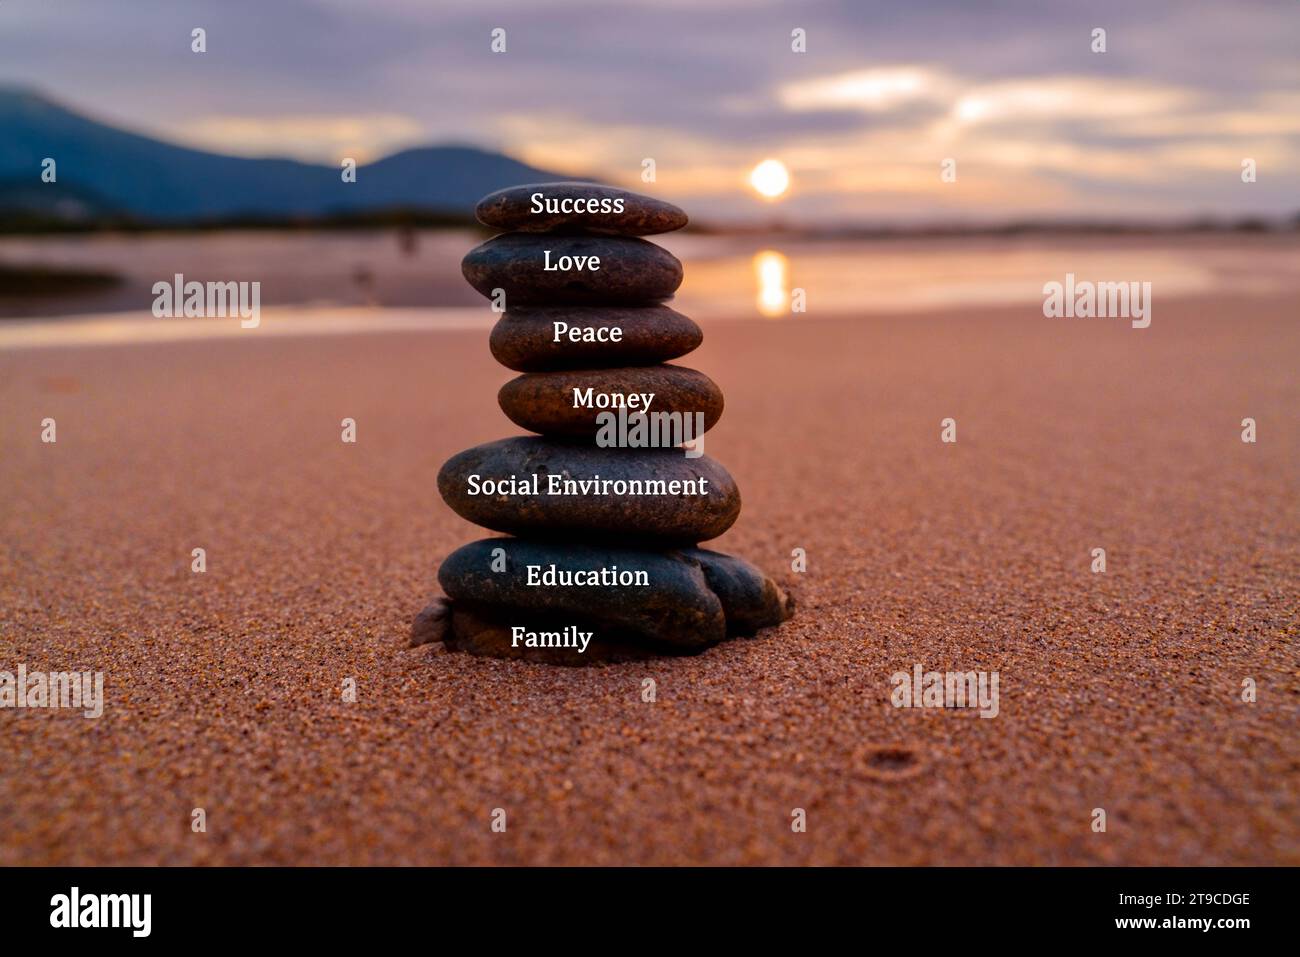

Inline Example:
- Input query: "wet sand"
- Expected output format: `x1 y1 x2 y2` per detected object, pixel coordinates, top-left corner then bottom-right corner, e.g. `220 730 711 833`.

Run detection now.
0 294 1296 865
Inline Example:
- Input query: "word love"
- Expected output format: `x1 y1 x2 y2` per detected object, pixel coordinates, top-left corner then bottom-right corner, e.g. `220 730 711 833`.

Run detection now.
543 250 601 271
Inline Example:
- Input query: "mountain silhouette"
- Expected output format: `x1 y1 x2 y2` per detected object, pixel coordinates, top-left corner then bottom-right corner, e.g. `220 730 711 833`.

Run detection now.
0 87 576 222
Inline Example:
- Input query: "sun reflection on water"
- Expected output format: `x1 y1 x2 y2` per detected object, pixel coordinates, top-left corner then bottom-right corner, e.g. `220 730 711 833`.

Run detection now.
753 249 789 317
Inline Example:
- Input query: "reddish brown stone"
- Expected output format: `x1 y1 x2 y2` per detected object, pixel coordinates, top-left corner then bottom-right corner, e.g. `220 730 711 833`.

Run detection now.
498 364 723 439
489 305 702 372
461 233 682 306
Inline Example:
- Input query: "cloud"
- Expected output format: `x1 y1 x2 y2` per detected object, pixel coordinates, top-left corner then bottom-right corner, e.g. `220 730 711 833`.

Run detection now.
779 67 956 112
0 0 1296 221
949 77 1193 126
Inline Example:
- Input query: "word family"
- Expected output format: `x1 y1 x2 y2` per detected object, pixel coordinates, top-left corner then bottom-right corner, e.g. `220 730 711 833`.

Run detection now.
511 625 594 654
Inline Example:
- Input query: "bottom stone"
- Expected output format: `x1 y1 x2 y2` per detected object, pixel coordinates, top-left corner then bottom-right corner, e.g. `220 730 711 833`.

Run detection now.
446 603 667 664
418 538 794 664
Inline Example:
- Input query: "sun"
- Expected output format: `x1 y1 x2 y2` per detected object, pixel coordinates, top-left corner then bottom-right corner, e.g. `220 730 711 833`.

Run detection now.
749 159 790 199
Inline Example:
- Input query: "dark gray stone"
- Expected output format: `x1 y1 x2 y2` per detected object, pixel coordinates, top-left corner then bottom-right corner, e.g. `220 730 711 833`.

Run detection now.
476 182 688 236
683 548 795 636
461 233 682 305
436 539 793 661
437 437 740 544
438 539 726 649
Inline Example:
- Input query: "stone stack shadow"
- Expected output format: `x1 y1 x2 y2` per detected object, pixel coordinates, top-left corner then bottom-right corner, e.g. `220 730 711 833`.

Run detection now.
413 183 792 664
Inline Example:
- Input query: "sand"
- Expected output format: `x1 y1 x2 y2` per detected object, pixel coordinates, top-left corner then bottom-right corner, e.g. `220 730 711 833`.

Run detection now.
0 294 1296 865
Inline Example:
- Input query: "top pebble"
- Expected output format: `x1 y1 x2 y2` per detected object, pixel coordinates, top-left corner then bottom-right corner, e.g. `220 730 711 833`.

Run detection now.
476 182 688 236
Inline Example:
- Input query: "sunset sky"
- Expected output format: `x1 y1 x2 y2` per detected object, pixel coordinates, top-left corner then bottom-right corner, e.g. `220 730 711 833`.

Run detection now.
3 0 1297 224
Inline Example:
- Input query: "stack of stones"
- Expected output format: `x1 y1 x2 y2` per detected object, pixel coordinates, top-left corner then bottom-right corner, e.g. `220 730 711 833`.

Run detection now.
412 182 792 664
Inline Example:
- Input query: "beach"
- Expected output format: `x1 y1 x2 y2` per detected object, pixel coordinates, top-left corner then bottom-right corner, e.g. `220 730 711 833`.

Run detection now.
1 290 1296 866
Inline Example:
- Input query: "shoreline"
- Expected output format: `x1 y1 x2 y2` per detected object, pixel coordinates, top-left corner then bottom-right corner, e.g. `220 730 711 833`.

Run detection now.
4 231 1298 332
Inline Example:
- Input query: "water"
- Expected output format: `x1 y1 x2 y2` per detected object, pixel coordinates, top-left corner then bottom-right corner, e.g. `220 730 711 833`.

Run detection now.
1 229 1296 331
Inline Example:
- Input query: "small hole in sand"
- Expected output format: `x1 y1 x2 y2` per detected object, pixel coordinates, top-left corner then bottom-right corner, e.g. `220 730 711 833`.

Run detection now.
858 744 926 782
